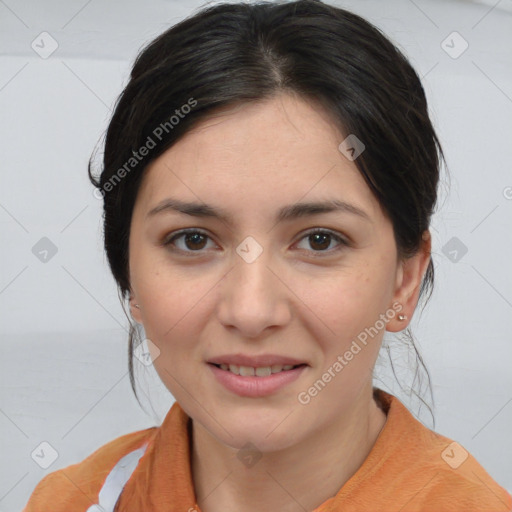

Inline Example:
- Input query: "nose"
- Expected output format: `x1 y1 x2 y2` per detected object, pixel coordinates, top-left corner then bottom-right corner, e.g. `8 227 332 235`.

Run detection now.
216 250 292 339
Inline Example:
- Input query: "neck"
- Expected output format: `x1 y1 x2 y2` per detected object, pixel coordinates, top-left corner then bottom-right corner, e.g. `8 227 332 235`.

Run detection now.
190 383 387 512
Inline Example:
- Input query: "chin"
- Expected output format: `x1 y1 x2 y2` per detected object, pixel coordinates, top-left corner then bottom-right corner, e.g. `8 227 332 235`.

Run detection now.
216 418 302 453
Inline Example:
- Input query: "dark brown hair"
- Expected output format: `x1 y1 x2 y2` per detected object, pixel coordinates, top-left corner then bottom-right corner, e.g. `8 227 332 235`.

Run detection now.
88 0 447 425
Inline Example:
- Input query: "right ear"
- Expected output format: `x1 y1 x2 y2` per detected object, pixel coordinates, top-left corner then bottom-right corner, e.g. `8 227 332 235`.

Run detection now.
129 291 143 324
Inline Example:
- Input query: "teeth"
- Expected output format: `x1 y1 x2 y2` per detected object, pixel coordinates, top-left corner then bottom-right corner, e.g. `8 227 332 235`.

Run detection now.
239 365 254 377
255 366 272 377
218 363 297 376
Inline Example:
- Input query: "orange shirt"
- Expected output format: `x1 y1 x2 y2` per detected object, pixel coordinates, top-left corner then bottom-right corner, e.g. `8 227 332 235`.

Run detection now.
23 388 512 511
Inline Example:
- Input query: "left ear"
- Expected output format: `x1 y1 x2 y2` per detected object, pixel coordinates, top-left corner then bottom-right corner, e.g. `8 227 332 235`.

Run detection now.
386 230 432 332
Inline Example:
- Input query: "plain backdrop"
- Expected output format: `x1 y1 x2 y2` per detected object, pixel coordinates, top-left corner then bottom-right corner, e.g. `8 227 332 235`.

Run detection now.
1 0 511 510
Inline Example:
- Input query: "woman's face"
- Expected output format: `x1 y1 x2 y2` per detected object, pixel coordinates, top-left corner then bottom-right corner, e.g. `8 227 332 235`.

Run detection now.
129 93 429 451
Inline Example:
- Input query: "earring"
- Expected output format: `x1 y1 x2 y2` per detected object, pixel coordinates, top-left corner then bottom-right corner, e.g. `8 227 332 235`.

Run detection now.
398 314 407 321
134 304 141 309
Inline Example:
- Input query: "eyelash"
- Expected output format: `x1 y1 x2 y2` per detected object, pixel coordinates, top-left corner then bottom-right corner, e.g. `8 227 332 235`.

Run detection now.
162 228 349 258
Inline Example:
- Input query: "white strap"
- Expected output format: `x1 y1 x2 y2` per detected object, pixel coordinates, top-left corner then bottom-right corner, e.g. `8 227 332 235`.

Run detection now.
86 443 148 512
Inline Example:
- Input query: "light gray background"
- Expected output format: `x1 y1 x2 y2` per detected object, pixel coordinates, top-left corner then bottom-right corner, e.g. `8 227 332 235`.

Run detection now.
1 0 511 510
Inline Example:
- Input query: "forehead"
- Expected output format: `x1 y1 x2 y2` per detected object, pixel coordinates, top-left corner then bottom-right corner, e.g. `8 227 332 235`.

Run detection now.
135 94 381 223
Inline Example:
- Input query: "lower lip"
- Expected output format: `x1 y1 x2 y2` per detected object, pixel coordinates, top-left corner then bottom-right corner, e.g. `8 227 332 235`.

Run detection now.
208 363 307 398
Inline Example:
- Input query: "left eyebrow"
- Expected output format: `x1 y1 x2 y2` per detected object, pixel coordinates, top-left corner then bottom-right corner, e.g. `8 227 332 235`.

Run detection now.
146 198 373 224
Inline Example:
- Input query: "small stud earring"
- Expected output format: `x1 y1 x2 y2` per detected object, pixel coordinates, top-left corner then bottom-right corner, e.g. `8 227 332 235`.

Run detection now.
398 314 407 321
134 304 141 309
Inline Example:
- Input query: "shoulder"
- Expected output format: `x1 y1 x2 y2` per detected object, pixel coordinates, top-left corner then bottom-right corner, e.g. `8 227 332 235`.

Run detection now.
396 423 512 510
367 390 512 511
22 426 157 512
412 434 512 511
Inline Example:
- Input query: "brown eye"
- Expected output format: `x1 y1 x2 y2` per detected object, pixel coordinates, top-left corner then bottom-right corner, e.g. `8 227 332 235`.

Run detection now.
295 229 348 255
308 232 331 251
164 229 214 254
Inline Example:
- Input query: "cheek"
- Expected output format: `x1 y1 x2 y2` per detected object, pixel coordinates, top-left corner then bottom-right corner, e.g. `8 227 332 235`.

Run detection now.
138 271 208 340
294 271 390 406
137 272 211 397
303 266 385 329
293 264 393 365
130 250 194 343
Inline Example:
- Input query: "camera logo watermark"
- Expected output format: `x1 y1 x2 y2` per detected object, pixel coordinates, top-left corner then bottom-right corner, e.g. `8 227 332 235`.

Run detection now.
31 31 58 59
441 236 468 263
32 236 58 263
31 441 59 469
441 31 469 59
236 236 264 264
441 441 468 469
338 134 365 161
237 441 263 468
134 338 161 366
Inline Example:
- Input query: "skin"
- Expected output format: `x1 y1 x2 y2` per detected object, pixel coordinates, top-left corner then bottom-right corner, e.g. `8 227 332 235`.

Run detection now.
129 92 431 512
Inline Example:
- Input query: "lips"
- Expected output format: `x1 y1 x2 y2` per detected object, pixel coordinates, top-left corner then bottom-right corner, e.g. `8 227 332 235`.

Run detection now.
211 363 305 377
207 353 308 367
208 361 308 397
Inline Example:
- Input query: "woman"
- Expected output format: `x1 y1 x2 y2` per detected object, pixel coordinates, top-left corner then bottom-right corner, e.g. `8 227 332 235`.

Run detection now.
23 1 512 511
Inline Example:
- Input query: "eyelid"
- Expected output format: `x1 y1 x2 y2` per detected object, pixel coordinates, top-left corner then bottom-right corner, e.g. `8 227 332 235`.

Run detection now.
162 227 350 256
162 228 214 252
295 228 350 256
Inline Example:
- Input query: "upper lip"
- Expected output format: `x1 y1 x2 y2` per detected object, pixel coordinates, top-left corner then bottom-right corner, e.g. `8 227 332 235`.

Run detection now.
207 354 308 367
